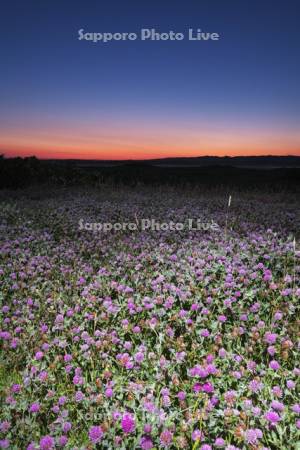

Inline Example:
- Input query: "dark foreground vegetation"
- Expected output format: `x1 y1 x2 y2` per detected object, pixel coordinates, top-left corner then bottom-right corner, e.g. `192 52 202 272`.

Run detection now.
1 156 300 191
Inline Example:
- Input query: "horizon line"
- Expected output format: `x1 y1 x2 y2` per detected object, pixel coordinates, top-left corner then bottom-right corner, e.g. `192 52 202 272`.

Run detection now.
2 153 300 161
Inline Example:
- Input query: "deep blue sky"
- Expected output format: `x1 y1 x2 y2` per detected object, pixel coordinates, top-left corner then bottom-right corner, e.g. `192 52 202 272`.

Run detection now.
1 0 300 158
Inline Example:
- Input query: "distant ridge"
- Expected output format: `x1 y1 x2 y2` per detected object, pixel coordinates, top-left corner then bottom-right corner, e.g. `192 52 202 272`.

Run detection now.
44 155 300 168
1 155 300 190
149 155 300 168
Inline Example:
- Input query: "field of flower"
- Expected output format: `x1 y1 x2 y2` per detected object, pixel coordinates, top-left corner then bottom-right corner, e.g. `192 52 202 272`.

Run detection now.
0 186 299 449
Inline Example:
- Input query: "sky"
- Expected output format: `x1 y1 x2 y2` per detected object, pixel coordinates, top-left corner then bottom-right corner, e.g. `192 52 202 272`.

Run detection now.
1 0 300 159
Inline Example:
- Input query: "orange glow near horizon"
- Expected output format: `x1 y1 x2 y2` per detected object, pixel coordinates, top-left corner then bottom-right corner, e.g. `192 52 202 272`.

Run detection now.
3 145 300 160
1 121 300 159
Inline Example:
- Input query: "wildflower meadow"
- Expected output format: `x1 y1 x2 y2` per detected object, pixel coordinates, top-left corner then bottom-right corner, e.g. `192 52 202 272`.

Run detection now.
0 186 299 449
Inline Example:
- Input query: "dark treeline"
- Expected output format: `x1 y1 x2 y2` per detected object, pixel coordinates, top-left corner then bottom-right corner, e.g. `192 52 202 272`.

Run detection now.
0 156 81 189
1 156 300 192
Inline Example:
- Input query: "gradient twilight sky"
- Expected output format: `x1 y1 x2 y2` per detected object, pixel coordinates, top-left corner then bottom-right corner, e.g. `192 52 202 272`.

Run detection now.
1 0 300 159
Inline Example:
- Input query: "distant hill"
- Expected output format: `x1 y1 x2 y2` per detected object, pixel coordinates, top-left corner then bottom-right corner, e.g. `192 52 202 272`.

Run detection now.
46 155 300 168
148 155 300 168
1 155 300 190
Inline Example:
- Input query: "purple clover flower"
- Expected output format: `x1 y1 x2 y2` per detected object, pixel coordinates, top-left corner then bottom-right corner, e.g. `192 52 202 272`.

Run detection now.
265 410 281 425
39 436 54 450
121 413 135 433
88 425 103 444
